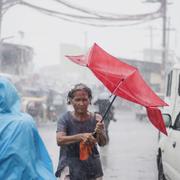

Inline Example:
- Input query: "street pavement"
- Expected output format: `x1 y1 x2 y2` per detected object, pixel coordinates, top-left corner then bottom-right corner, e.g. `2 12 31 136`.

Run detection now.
39 110 158 180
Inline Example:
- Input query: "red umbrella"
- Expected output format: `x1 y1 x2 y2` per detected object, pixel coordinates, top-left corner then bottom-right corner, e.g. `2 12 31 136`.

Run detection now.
66 43 168 160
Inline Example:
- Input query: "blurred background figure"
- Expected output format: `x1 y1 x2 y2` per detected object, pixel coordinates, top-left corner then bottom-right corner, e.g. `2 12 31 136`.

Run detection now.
26 100 44 125
94 92 117 143
46 89 67 122
47 105 58 122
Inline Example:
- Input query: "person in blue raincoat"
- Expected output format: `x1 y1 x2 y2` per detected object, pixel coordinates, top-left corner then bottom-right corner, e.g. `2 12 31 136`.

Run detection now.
0 77 56 180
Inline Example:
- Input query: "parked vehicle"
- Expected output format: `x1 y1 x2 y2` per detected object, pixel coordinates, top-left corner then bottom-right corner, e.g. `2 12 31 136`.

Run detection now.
157 64 180 180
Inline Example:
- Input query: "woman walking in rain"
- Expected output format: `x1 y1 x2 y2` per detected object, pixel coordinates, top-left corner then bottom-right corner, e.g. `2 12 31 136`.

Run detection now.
56 83 107 180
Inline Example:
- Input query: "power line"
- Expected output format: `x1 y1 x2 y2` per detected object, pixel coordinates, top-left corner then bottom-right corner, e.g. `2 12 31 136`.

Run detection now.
20 0 164 27
53 0 162 19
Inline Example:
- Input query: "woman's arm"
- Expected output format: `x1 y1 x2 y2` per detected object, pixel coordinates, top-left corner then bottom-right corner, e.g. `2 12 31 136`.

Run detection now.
95 123 107 146
95 114 107 146
56 132 93 146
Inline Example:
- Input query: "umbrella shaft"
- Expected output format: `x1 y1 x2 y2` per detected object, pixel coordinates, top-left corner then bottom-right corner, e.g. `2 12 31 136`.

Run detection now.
101 95 117 122
92 95 117 138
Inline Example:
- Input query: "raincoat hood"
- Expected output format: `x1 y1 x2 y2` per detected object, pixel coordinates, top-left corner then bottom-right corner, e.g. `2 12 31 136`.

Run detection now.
0 77 20 113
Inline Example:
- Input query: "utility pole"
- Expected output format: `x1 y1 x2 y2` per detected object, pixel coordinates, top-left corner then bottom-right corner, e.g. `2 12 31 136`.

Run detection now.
149 26 154 62
161 0 167 92
143 0 168 93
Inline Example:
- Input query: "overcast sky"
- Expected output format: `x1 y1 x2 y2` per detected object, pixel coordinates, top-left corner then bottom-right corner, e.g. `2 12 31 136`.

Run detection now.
1 0 179 68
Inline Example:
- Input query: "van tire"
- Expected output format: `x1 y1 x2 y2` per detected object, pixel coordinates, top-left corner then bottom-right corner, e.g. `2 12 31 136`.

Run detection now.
158 156 166 180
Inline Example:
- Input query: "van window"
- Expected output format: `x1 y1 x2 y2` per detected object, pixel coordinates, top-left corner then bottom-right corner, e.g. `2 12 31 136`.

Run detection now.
162 114 172 127
166 71 172 96
174 113 180 131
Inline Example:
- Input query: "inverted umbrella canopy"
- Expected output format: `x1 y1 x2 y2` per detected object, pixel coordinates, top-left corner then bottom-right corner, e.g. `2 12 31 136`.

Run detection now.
66 43 168 135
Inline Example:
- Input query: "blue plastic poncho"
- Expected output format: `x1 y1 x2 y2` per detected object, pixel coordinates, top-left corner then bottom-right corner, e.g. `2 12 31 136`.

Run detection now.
0 78 56 180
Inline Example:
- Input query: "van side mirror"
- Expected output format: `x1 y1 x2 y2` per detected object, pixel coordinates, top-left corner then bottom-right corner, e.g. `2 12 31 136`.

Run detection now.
162 114 172 128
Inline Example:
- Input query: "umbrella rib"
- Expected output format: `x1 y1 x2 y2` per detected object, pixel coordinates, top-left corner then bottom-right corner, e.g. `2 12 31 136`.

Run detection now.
111 78 124 95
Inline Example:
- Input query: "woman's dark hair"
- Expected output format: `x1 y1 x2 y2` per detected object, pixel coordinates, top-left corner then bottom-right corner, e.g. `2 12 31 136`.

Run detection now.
67 83 92 104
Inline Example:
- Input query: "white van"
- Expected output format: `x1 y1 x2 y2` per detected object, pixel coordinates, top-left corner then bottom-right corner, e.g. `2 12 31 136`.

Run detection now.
157 64 180 180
